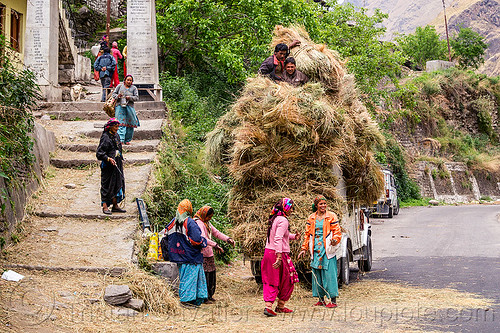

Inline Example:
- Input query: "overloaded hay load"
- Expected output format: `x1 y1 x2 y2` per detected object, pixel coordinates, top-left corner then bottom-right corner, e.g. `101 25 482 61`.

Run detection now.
205 26 384 259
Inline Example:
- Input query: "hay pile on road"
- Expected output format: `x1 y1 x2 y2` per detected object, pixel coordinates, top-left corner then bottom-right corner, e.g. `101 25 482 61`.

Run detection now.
206 26 384 259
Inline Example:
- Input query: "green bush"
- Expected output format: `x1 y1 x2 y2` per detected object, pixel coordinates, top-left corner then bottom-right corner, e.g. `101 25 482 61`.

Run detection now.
145 72 238 263
0 37 40 189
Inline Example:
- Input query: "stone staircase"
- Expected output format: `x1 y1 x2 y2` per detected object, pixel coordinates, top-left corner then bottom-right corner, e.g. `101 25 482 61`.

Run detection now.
3 99 165 273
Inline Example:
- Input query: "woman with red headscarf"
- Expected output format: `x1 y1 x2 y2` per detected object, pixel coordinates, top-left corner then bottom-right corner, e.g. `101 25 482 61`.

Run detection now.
298 196 342 308
193 206 235 303
261 198 301 317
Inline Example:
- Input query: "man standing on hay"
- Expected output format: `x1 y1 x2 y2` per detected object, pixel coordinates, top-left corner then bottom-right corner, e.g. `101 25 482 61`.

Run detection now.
259 40 300 81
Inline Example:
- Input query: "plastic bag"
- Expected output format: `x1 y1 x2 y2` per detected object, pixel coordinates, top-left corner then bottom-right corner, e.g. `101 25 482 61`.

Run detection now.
147 233 159 260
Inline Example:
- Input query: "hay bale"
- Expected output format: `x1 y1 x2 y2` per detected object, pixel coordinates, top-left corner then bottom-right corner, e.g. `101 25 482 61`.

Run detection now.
121 267 179 314
205 25 385 258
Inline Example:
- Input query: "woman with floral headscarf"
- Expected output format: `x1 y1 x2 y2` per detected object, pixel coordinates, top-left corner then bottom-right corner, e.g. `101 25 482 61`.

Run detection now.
298 196 342 308
166 199 208 307
96 118 126 215
193 206 235 303
261 198 301 317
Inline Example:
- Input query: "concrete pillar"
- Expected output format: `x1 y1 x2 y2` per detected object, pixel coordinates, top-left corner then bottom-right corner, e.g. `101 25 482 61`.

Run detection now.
24 0 61 101
127 0 160 93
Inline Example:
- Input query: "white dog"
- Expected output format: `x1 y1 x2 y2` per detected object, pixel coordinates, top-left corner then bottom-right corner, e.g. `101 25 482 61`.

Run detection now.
70 84 84 101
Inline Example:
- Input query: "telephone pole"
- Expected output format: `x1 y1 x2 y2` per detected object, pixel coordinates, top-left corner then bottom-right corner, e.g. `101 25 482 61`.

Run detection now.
106 0 111 38
442 0 452 61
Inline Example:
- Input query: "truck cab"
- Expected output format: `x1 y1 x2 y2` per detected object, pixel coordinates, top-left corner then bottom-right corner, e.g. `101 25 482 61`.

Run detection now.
371 168 399 218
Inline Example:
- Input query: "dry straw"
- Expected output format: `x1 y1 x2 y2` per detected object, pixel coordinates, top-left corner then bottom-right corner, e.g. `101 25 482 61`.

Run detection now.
206 25 385 259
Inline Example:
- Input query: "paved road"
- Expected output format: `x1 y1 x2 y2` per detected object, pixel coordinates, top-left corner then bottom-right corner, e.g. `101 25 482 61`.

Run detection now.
367 205 500 332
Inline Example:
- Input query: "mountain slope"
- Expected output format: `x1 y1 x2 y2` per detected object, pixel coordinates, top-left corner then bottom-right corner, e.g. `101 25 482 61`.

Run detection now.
346 0 500 76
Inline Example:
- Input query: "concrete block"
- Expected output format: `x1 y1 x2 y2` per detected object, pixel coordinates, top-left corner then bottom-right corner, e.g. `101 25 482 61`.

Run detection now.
426 60 454 72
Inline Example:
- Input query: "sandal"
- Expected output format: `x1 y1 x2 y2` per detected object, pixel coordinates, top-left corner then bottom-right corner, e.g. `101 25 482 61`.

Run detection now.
313 301 326 306
111 206 127 213
275 307 293 313
102 208 112 215
263 308 277 317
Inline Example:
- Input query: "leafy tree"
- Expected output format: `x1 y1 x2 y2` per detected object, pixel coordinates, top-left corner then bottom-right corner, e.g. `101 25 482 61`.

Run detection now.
317 5 405 98
156 0 404 97
450 27 488 69
397 25 448 70
156 0 319 83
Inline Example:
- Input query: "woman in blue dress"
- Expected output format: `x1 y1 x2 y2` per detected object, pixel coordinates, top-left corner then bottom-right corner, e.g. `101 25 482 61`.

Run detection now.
112 75 140 145
298 196 342 308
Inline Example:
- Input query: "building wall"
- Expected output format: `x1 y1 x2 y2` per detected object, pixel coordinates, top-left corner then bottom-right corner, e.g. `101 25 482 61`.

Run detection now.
84 0 125 19
0 0 27 65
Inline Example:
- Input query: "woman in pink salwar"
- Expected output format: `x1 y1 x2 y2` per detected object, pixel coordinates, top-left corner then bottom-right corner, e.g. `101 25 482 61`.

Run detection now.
261 198 301 317
193 206 235 303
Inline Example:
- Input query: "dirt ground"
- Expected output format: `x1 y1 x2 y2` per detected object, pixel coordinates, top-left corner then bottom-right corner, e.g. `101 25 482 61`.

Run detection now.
0 255 493 333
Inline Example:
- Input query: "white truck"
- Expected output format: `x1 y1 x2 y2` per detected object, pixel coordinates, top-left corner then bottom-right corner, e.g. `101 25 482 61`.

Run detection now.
249 167 373 286
370 168 399 218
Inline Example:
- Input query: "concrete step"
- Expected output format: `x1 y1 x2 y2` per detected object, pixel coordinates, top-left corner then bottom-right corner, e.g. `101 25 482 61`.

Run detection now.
38 119 164 141
38 101 166 112
58 140 160 152
32 164 152 219
3 217 136 268
50 151 156 168
35 109 166 121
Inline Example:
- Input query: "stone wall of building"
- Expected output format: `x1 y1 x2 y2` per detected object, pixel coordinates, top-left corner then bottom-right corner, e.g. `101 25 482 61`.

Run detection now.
83 0 126 19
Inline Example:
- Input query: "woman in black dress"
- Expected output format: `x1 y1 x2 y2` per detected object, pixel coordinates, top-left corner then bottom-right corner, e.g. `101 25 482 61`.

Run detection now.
96 118 126 215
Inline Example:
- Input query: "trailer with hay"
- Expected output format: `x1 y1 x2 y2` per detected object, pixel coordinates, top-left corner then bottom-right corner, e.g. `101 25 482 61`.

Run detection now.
206 25 384 286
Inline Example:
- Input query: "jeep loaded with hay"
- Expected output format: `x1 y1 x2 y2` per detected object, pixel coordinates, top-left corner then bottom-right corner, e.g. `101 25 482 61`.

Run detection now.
206 25 384 288
370 168 400 218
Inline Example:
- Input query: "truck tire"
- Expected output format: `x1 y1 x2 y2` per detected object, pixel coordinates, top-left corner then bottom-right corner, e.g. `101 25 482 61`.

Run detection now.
358 235 372 272
340 251 350 286
388 206 393 218
250 260 262 285
394 201 400 215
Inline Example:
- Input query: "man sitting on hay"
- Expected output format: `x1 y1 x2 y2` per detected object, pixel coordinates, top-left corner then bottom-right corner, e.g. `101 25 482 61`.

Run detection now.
259 40 301 82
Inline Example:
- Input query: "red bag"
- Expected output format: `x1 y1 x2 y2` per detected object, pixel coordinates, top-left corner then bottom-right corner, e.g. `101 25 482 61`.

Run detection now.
94 70 99 81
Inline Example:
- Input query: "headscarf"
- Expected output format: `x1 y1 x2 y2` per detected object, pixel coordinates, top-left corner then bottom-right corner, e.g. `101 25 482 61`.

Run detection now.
100 35 108 42
312 196 327 212
194 206 214 223
104 118 119 131
112 41 118 48
194 205 214 237
267 198 294 242
175 199 193 230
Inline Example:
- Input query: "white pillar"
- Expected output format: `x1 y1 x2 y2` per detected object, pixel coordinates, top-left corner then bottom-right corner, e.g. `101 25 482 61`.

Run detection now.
127 0 159 87
24 0 61 101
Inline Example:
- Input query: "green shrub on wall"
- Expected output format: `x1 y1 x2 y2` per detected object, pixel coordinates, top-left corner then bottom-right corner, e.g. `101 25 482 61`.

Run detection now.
0 36 40 188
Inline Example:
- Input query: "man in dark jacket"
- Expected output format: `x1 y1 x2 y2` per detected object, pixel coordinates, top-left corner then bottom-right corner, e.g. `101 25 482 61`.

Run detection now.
283 57 309 87
259 41 300 82
94 47 117 102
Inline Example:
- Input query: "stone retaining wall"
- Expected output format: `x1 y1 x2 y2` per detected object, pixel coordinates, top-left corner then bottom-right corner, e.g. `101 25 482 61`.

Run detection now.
0 123 56 247
414 161 500 203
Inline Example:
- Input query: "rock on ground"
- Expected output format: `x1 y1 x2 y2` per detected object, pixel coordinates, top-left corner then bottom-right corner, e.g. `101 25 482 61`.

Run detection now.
104 285 133 305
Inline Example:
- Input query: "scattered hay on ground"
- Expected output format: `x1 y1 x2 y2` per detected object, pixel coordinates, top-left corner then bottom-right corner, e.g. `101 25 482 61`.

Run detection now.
121 265 179 315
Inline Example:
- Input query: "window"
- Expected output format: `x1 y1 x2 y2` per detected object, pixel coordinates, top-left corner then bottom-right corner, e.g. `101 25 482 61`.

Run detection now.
10 9 21 52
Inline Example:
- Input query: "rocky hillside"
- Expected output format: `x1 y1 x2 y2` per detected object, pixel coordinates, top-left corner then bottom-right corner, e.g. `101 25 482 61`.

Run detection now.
346 0 500 76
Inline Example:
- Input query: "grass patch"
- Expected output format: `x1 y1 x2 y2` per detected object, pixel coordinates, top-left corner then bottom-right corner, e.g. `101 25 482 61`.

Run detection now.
401 197 432 207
